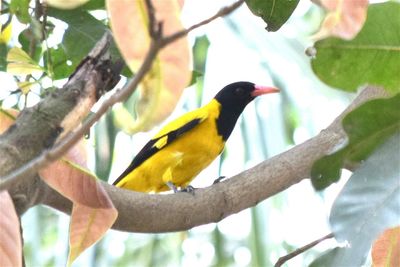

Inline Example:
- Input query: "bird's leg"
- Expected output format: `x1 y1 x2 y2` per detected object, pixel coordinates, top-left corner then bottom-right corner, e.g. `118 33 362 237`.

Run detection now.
213 175 226 184
166 181 196 195
166 181 179 193
180 185 195 195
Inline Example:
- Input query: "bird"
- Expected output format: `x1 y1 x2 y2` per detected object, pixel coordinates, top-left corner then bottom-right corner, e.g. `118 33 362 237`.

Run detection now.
113 81 279 193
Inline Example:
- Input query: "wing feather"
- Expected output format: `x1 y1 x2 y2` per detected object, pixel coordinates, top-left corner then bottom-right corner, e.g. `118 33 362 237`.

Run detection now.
112 116 205 185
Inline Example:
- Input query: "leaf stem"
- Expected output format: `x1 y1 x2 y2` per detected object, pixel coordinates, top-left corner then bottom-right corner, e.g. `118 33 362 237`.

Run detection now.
274 233 334 267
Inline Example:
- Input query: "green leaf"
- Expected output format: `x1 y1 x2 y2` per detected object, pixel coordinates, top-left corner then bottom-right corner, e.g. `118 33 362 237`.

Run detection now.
81 0 105 10
193 35 210 72
47 8 119 69
45 47 76 80
328 133 400 266
94 112 117 181
311 2 400 93
0 44 7 71
188 70 203 87
10 0 30 24
311 93 400 190
245 0 299 31
18 29 43 63
6 47 44 75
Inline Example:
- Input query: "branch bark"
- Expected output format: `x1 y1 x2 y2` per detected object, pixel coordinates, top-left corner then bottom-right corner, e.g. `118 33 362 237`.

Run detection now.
0 33 122 212
0 0 244 190
0 0 391 234
40 86 390 233
0 0 246 222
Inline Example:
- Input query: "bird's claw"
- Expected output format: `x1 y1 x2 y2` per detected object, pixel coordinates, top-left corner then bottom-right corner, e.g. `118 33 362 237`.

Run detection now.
180 185 195 195
166 182 195 195
213 175 226 184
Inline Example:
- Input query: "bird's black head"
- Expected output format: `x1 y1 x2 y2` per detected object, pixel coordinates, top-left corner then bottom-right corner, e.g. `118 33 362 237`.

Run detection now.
215 82 255 109
214 81 279 141
214 81 279 113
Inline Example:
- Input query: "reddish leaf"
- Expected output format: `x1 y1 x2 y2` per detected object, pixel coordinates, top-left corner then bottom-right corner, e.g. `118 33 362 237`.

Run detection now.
41 142 102 207
372 226 400 267
314 0 368 40
107 0 191 132
0 191 22 267
40 141 117 265
0 109 18 134
68 203 117 265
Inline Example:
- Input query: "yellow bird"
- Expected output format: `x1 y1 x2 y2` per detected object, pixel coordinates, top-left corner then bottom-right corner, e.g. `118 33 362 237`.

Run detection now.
113 81 279 193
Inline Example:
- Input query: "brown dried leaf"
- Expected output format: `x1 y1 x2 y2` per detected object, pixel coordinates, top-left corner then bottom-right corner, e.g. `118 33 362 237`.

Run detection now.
40 141 117 265
314 0 369 40
0 109 18 133
107 0 191 132
0 191 22 267
372 226 400 267
67 202 117 265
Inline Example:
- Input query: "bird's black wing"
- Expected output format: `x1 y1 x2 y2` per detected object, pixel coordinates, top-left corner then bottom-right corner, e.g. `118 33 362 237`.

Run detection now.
112 118 202 185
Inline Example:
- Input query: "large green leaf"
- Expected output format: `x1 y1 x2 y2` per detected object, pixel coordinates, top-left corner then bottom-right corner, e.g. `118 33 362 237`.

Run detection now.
80 0 105 10
18 28 43 63
10 0 30 24
48 8 109 70
311 2 400 93
245 0 299 31
327 133 400 266
47 8 128 76
311 93 400 190
45 47 76 80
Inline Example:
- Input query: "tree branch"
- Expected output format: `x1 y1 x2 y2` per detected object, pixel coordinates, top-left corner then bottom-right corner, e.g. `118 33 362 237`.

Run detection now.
0 0 244 192
274 233 334 267
160 0 244 46
0 0 391 235
40 86 390 233
0 33 122 189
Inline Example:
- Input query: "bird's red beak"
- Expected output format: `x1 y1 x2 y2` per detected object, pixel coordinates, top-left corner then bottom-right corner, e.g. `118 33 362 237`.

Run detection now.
252 85 280 97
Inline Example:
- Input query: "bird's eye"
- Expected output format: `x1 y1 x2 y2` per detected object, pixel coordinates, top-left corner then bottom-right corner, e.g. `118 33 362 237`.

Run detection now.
235 87 245 96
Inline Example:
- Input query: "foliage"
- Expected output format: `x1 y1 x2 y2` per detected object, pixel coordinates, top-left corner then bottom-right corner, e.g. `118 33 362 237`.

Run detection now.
327 133 400 266
107 0 191 133
0 0 399 266
245 0 299 31
311 93 400 189
311 2 400 93
372 226 400 267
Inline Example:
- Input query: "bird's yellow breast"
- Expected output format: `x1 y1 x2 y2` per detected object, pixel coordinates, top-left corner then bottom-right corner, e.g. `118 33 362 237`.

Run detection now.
117 100 225 192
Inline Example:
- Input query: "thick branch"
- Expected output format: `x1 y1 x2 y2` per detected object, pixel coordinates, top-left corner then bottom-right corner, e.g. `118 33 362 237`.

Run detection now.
0 0 243 192
41 86 390 233
0 33 122 211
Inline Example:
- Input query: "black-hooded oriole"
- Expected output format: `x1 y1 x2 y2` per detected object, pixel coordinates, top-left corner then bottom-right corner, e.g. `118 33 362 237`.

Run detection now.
113 81 279 192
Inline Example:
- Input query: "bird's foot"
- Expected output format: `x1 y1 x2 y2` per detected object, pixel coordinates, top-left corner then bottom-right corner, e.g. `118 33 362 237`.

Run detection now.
213 176 226 185
166 182 195 195
180 185 195 195
166 181 179 193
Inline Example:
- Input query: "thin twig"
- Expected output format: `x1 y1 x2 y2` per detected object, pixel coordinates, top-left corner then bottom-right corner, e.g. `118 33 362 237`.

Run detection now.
144 0 157 38
0 0 244 190
274 233 334 267
161 0 245 47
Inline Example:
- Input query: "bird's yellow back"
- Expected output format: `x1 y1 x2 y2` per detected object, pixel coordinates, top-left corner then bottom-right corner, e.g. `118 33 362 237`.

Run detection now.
115 99 225 192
